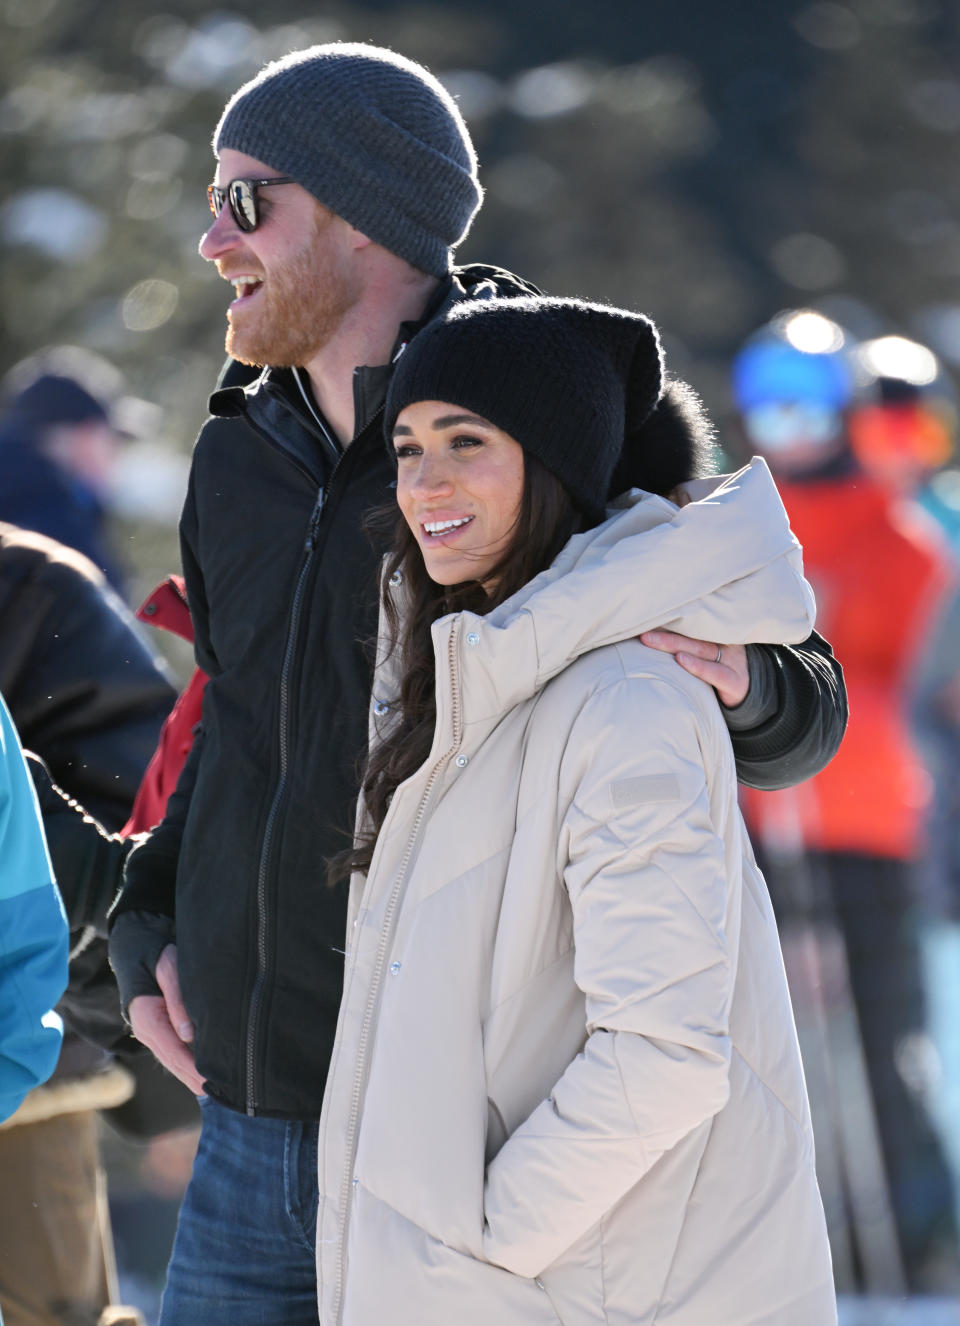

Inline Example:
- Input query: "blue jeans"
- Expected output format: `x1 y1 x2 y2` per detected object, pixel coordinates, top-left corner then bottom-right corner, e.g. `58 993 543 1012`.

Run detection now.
159 1096 320 1325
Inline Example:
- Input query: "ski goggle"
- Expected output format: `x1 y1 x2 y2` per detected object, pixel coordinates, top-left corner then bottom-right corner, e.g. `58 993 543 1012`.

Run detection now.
206 176 295 233
742 402 842 453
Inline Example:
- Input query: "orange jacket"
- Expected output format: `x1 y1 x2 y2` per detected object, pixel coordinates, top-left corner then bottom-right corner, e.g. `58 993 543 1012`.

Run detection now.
743 472 953 860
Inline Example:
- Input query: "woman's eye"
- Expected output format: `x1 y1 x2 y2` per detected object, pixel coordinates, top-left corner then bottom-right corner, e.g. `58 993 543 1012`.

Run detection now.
393 444 420 460
452 434 482 450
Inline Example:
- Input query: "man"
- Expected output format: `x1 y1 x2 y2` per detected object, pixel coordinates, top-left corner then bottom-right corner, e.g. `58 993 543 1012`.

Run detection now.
108 43 847 1322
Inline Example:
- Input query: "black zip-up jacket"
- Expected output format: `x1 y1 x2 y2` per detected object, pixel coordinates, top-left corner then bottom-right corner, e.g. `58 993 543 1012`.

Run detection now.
110 265 847 1119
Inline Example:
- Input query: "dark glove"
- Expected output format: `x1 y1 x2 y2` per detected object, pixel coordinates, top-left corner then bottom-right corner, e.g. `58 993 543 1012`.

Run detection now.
721 645 777 729
107 910 177 1019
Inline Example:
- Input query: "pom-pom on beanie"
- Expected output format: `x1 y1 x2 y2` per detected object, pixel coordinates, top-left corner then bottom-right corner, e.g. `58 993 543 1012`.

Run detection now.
385 296 665 524
214 43 482 279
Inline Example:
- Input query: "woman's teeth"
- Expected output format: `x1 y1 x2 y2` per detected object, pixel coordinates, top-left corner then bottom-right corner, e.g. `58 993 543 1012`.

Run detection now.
424 517 474 537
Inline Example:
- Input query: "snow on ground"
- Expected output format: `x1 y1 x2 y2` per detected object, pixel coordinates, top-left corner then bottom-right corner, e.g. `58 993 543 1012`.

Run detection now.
839 1298 960 1325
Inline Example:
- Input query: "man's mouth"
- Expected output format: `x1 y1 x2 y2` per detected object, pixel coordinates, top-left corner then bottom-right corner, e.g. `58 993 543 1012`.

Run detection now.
230 277 263 305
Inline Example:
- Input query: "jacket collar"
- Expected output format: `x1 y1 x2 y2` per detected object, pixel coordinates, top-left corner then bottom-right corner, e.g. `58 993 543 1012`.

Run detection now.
135 575 193 643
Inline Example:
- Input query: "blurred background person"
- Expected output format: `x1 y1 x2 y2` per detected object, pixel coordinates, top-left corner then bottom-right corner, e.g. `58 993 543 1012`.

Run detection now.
847 335 957 510
849 334 960 1236
732 310 958 1294
0 520 189 1326
0 347 152 596
0 689 68 1125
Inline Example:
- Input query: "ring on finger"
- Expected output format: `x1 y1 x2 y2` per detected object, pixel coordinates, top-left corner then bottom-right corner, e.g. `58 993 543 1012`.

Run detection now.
715 645 723 664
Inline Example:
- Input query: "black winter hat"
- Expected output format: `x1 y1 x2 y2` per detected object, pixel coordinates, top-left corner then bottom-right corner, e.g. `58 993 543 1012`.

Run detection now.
385 296 667 524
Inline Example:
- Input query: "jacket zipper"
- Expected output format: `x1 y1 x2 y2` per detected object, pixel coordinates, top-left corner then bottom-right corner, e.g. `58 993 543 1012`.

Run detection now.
244 492 325 1113
332 620 464 1324
291 367 342 469
241 399 384 1115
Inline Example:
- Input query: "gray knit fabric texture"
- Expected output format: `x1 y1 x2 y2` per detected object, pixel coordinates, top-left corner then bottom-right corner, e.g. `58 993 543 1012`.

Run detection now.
214 42 482 278
385 296 664 524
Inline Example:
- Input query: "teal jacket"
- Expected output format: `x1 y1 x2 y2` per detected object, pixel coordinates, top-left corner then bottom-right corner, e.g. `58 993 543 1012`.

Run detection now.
0 692 68 1122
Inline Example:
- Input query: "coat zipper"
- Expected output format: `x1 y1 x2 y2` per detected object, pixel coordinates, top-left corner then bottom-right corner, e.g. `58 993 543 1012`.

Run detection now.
244 492 325 1113
241 398 384 1115
332 620 464 1324
291 367 341 469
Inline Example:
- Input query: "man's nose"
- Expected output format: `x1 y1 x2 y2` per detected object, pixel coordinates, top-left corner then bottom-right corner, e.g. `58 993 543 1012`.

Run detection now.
199 204 242 261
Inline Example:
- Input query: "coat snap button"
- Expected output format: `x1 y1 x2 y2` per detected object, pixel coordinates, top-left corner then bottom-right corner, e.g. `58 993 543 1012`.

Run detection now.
373 699 389 716
389 961 401 975
456 755 469 768
389 570 403 587
466 631 479 645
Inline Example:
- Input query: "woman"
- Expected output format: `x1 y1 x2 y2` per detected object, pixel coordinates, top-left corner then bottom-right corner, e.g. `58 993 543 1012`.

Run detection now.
317 297 835 1324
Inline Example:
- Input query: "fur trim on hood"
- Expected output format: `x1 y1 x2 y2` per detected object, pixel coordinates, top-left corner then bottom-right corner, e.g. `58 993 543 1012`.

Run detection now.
611 376 717 499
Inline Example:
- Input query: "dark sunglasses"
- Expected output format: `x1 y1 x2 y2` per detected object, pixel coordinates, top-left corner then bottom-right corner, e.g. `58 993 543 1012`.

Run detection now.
206 176 295 233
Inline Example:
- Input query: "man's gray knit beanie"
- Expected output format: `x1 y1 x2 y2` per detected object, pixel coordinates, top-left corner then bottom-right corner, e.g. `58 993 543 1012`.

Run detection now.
214 42 482 279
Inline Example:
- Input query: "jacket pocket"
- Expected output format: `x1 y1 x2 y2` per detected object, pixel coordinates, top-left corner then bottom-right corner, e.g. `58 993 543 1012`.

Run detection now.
344 1181 564 1325
535 1218 607 1326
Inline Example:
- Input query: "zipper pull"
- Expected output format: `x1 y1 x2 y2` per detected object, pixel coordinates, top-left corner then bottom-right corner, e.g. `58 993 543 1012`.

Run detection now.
305 493 324 550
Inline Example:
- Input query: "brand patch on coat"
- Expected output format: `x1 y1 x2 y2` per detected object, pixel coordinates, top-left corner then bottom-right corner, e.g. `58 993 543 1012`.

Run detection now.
610 773 681 808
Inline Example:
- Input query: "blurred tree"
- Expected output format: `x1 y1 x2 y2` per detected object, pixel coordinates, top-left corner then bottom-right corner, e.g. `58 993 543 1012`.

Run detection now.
1 0 959 460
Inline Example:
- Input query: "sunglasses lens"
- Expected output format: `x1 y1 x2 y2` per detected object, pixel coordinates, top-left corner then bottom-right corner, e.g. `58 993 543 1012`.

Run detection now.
207 184 222 218
230 181 258 232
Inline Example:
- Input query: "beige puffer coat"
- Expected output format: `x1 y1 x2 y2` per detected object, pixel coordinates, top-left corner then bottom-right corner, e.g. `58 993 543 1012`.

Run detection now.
316 459 836 1325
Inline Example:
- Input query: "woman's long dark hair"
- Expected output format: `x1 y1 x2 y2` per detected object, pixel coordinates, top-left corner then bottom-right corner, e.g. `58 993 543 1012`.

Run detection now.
330 453 579 883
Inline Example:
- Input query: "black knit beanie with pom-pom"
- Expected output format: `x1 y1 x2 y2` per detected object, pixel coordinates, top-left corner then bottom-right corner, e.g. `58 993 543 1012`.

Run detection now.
385 295 712 523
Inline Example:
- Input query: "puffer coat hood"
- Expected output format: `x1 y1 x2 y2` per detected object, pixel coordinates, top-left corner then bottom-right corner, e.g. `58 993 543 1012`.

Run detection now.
316 459 835 1325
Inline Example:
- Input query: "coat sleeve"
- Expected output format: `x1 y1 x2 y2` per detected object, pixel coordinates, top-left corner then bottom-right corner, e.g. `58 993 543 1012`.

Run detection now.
108 460 214 929
0 696 68 1122
482 672 733 1277
0 542 175 831
25 752 129 936
726 630 848 790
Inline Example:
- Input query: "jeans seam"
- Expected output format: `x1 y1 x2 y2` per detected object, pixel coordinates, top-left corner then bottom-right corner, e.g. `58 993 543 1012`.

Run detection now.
286 1121 319 1256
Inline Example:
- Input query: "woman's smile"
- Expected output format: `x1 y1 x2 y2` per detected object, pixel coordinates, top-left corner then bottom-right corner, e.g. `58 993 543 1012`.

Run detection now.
421 513 475 541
